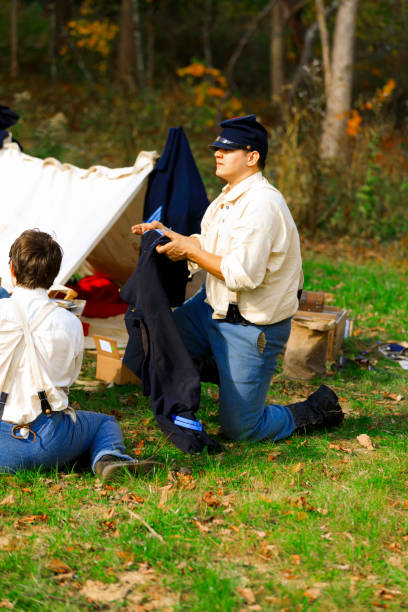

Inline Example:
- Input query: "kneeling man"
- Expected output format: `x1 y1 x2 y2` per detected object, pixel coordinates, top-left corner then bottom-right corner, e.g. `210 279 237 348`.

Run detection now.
0 229 158 480
132 115 344 442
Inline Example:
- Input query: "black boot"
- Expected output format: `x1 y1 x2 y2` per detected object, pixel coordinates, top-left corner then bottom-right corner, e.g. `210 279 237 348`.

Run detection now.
286 385 344 433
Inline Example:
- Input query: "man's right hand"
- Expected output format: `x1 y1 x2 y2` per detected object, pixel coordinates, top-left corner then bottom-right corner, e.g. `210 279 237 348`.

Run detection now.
131 220 167 235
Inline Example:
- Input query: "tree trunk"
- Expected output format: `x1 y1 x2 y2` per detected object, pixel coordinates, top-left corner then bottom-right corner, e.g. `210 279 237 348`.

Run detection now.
320 0 359 159
132 0 145 90
118 0 135 85
315 0 331 99
290 1 338 97
270 1 284 102
10 0 18 79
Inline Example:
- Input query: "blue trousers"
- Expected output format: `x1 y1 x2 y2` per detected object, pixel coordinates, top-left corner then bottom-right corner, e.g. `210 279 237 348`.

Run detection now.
0 410 132 474
173 286 295 442
0 288 10 299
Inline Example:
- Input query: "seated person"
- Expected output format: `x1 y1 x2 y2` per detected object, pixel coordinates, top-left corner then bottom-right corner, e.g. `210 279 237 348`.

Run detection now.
0 229 158 480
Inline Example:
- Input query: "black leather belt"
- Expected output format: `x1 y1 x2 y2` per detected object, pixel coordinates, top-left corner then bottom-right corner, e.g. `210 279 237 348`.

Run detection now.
225 304 250 325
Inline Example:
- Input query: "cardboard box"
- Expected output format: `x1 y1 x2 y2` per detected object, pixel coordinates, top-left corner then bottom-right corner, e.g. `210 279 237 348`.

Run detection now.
292 306 349 361
94 335 140 385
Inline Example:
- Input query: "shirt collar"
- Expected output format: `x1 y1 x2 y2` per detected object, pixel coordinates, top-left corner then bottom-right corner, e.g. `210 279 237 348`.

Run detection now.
222 171 263 202
11 286 49 304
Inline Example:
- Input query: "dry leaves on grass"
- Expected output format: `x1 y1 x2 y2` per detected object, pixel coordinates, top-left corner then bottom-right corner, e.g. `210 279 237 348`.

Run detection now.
80 563 178 609
0 600 14 610
0 535 21 552
382 392 404 402
0 494 15 506
303 587 321 601
236 586 256 605
117 550 135 568
158 484 173 509
357 434 375 450
329 443 353 454
387 555 403 568
47 558 73 576
14 513 48 529
47 558 76 582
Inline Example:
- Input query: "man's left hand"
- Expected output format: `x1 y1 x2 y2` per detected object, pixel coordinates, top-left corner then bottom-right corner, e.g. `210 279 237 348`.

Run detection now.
156 229 200 261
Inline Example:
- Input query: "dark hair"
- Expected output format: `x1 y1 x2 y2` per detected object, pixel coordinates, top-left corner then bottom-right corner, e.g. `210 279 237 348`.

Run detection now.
257 155 266 171
9 229 63 289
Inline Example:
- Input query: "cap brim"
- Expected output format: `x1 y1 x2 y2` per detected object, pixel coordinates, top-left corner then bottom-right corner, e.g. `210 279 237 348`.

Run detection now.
208 141 238 150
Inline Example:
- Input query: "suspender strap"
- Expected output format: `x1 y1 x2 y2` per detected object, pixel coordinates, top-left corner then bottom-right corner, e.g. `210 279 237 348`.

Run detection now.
0 391 8 420
0 335 26 419
1 300 58 418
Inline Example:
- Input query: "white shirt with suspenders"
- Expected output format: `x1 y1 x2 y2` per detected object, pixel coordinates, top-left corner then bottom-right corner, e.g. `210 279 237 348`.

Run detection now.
0 286 83 433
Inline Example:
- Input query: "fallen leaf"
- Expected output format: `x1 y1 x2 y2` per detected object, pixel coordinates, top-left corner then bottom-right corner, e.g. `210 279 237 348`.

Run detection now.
0 600 14 610
0 536 20 552
357 434 374 450
387 556 403 568
267 452 281 461
236 586 256 605
194 520 210 533
376 586 402 600
259 541 278 558
158 484 173 509
202 490 221 507
117 550 135 567
281 568 297 580
0 494 15 506
303 587 321 600
291 462 303 474
14 514 48 529
80 580 130 603
133 440 144 455
329 443 352 453
383 392 403 402
47 558 73 575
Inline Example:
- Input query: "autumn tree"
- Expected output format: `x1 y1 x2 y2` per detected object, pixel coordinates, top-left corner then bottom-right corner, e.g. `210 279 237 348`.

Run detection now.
318 0 360 159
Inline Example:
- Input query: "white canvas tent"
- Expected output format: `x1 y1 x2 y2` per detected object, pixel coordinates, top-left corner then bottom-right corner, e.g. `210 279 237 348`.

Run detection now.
0 140 158 293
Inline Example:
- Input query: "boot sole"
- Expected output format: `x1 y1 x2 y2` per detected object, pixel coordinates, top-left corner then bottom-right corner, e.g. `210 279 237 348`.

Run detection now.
98 460 160 481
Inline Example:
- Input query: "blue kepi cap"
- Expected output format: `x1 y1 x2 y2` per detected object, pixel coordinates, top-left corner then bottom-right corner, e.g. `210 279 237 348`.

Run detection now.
0 105 19 130
209 114 268 159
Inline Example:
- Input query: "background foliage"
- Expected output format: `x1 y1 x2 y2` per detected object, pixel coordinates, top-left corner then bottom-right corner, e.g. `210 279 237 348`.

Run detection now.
1 0 407 242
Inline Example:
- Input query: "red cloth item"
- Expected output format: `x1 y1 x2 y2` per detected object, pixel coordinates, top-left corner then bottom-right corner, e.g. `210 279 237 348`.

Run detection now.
68 273 128 318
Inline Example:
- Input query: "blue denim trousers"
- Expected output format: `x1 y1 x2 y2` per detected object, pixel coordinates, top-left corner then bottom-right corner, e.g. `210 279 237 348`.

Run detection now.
0 288 10 299
0 410 132 474
173 286 295 442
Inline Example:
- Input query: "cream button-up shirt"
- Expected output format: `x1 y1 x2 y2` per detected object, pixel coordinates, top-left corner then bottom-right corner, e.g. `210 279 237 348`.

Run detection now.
0 286 84 425
190 172 303 325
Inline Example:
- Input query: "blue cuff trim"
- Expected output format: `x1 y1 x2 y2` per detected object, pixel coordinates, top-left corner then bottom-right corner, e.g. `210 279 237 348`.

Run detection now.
144 205 164 234
171 414 203 432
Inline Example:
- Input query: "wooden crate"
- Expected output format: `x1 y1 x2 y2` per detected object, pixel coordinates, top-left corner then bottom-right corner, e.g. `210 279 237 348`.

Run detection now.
292 306 348 361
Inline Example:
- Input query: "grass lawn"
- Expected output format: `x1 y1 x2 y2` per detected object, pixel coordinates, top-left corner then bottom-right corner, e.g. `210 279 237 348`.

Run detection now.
0 249 407 611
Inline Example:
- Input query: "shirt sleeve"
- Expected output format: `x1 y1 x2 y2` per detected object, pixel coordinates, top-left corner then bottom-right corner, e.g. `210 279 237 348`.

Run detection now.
220 192 289 292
